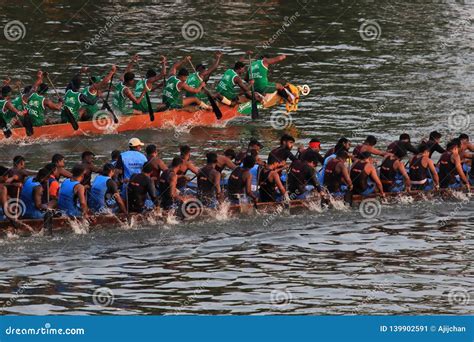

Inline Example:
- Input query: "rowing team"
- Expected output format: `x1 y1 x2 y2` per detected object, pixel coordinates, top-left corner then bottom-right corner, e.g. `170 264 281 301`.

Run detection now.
0 130 472 222
0 52 294 129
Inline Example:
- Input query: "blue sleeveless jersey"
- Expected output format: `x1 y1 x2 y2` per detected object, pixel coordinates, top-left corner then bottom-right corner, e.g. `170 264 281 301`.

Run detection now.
121 150 147 179
20 177 44 219
58 179 82 217
89 175 110 213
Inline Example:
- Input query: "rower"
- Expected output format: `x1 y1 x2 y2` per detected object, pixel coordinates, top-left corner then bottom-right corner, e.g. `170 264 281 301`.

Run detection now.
216 149 237 173
258 157 287 202
458 133 474 172
320 139 352 184
162 56 209 110
379 145 411 193
89 163 127 214
116 138 148 182
0 166 10 218
421 131 444 158
7 70 43 126
159 157 185 211
127 162 158 213
112 55 148 115
235 138 263 164
268 134 297 171
145 144 168 188
176 145 200 194
409 143 440 191
350 152 384 196
6 156 34 199
42 163 61 207
61 68 101 123
197 152 222 208
20 167 51 219
387 133 418 155
57 164 89 218
52 153 72 180
324 137 352 161
132 56 167 113
80 151 101 189
80 65 117 119
353 135 389 160
216 61 254 105
27 83 63 126
110 150 120 167
248 54 293 102
323 148 353 195
298 138 324 167
185 51 222 103
0 85 27 127
227 155 258 205
287 151 323 199
437 139 470 190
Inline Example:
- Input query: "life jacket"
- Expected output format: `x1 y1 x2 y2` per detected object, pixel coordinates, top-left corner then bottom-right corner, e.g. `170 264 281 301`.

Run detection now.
58 179 81 217
380 156 398 191
350 161 369 194
259 168 277 202
324 158 344 193
121 150 147 180
88 175 110 213
158 169 174 209
410 156 428 182
352 145 363 159
197 165 217 201
288 160 309 195
438 151 457 188
20 177 43 218
227 167 246 200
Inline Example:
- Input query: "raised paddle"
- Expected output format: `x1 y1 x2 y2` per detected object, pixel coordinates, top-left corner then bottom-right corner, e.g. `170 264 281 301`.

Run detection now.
248 55 259 120
45 73 79 130
187 60 223 120
135 61 155 122
101 74 119 124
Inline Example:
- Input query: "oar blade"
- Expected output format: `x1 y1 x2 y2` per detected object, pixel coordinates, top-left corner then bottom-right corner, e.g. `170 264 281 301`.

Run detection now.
207 95 222 120
64 107 79 130
23 112 34 136
251 89 259 120
103 101 119 124
0 117 12 138
145 93 155 121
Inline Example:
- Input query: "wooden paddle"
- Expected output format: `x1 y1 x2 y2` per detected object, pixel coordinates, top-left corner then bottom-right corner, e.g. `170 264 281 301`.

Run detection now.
187 60 223 120
0 116 13 138
101 74 119 124
45 73 79 130
248 55 259 120
135 61 155 122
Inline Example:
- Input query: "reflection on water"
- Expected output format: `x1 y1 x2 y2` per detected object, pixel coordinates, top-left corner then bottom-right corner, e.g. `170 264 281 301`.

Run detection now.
0 0 473 315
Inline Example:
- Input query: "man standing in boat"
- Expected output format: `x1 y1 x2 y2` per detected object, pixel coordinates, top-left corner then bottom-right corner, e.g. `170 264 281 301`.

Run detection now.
116 138 148 183
162 56 210 110
185 51 222 103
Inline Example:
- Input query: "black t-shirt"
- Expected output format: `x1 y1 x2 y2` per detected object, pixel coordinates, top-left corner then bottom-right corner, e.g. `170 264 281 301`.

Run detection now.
268 146 296 164
127 173 156 212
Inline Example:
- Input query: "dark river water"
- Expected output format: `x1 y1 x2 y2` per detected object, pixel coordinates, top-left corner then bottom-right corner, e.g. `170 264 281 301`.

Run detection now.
0 0 473 315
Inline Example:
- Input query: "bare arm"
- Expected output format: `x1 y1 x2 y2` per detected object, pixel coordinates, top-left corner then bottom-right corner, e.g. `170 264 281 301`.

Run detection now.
5 101 24 116
271 170 286 195
76 184 89 217
157 158 168 171
121 54 139 81
453 154 469 185
427 159 439 187
339 163 353 189
396 160 411 190
114 193 127 213
368 165 384 194
200 51 222 80
124 87 146 105
44 98 63 111
34 186 43 210
180 81 205 93
169 56 190 76
263 55 286 67
91 65 117 91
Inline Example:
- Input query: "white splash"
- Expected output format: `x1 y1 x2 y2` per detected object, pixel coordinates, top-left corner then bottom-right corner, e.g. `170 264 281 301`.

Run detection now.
397 195 415 204
69 218 90 235
211 201 231 221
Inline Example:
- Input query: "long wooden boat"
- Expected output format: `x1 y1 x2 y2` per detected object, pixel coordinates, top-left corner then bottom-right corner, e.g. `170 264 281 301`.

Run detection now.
0 84 310 142
0 188 471 238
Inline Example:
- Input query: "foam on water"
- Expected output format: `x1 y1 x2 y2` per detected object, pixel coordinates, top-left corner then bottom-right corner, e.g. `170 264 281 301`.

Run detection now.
68 218 90 235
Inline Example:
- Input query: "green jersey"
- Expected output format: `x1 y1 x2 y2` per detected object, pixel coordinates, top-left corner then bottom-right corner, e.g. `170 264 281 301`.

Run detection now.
81 86 100 117
132 79 151 112
61 89 81 122
113 82 134 115
249 59 269 93
27 93 46 126
185 72 207 102
2 95 24 124
216 69 239 100
162 76 183 109
0 100 8 123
